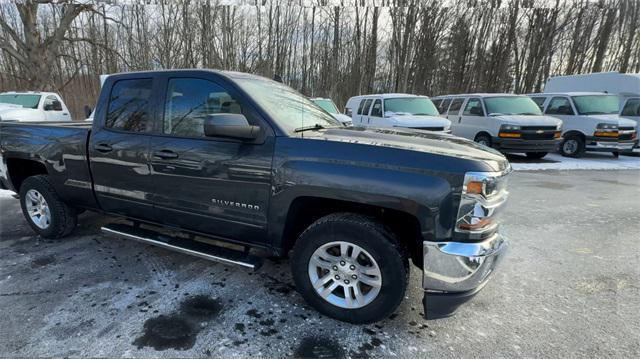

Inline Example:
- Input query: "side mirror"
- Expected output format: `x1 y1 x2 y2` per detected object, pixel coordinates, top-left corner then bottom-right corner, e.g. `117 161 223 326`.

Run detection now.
470 106 483 116
204 113 261 140
84 105 93 119
52 100 62 111
43 104 53 111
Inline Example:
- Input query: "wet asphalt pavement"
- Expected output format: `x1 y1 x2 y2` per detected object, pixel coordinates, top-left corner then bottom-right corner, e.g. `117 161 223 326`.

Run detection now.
0 170 639 358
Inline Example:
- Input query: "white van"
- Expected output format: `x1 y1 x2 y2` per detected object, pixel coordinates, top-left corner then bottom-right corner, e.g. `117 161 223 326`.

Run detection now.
310 97 352 126
544 72 640 106
432 94 562 159
344 94 451 132
0 92 72 122
528 92 638 157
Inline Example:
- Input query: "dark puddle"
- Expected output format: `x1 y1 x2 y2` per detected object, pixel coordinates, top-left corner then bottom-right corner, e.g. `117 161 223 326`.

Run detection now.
294 337 345 359
31 255 56 268
133 295 222 351
180 295 222 319
133 315 196 351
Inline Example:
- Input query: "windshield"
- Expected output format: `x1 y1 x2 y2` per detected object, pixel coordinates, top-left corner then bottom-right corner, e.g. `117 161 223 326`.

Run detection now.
312 99 339 114
234 77 341 133
483 96 542 116
383 97 439 116
572 95 619 115
0 94 41 109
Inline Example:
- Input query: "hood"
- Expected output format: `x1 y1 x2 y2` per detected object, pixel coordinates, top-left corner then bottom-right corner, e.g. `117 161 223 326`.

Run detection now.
491 114 561 126
386 115 451 129
331 113 353 124
584 114 637 127
0 103 23 111
0 107 35 121
311 126 509 172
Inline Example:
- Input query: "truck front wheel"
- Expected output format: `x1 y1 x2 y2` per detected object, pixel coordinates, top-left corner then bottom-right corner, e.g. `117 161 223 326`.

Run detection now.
291 213 408 324
19 175 77 239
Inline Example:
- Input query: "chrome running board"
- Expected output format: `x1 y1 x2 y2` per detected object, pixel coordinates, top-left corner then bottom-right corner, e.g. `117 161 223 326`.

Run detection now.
101 223 262 270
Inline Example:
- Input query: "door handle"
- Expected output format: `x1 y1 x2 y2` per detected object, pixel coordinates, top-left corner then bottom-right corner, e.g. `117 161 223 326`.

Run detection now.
458 116 462 123
153 150 179 159
94 143 113 153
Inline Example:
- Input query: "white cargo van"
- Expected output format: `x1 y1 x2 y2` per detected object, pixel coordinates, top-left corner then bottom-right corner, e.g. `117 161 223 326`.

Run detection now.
343 94 451 132
0 92 71 122
310 97 352 126
528 92 638 157
432 94 562 159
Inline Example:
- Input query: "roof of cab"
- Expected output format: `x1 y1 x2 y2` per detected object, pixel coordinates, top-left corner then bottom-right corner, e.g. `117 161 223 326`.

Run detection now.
348 93 428 100
106 69 270 82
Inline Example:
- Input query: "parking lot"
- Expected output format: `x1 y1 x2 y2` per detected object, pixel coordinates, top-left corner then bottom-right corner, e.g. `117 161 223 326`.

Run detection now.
0 166 639 358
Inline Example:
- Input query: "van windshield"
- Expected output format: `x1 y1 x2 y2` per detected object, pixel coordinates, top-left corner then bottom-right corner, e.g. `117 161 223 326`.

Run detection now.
383 97 439 116
0 94 41 109
234 76 341 133
312 99 339 114
572 95 619 115
483 96 542 116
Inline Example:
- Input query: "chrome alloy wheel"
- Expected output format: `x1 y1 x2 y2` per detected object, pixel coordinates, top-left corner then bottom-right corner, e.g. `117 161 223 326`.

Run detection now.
563 139 578 155
308 241 382 309
25 189 51 229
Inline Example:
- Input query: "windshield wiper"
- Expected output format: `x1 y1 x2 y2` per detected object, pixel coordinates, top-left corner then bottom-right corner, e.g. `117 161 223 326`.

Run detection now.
581 111 607 115
294 123 327 133
519 112 539 115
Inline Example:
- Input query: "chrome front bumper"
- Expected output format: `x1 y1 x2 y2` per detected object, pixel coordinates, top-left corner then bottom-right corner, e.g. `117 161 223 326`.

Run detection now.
422 233 507 318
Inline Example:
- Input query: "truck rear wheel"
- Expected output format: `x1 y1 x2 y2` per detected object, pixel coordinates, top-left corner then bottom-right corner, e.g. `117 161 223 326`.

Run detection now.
291 213 408 324
19 175 77 239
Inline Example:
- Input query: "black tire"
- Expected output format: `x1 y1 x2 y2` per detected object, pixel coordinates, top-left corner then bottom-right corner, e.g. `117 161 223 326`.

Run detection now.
474 133 492 147
291 213 408 324
19 175 77 239
612 151 619 158
525 152 548 159
559 134 585 158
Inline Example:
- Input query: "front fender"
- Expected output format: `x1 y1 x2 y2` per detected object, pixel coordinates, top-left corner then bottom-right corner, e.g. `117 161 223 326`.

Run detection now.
267 159 456 248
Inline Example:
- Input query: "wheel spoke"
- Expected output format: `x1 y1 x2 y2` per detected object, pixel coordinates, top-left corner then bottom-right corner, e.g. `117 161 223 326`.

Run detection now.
340 242 350 257
353 284 365 306
319 281 339 298
312 273 334 290
350 247 362 261
360 266 380 275
310 255 333 270
359 274 382 288
343 286 354 307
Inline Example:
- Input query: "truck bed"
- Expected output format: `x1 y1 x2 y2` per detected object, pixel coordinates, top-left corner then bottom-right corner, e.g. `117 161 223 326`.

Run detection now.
0 121 96 208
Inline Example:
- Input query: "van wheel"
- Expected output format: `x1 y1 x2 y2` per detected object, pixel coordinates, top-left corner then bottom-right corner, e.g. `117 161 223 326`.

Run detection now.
474 134 492 147
19 175 77 239
525 152 548 159
612 151 619 158
560 135 585 158
291 213 408 324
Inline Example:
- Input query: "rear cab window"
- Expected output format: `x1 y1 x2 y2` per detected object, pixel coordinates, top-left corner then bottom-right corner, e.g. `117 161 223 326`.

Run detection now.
106 79 153 132
361 99 373 115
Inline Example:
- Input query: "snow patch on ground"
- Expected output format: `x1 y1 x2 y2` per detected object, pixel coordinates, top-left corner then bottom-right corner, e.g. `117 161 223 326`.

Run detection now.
510 152 640 171
0 189 17 199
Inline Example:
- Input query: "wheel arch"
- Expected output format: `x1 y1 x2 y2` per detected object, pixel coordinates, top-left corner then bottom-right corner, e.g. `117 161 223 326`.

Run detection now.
278 196 425 268
5 157 48 192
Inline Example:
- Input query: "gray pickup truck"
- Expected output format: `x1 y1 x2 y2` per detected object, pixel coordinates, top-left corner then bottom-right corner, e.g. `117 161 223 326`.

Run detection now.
0 70 510 323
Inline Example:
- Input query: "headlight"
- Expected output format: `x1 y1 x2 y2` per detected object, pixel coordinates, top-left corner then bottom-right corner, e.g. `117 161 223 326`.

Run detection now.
498 124 521 138
594 123 619 137
455 171 509 236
